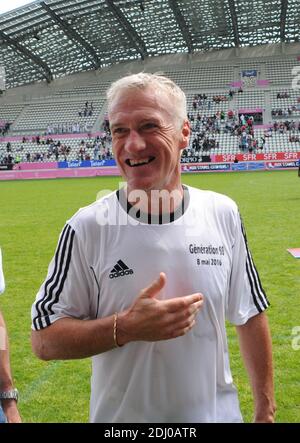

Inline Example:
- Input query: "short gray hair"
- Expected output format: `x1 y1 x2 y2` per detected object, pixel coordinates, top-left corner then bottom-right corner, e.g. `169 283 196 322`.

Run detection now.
106 72 187 127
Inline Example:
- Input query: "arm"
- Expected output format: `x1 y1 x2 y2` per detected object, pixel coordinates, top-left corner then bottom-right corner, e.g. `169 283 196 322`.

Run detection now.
32 273 203 360
236 312 276 423
0 310 22 423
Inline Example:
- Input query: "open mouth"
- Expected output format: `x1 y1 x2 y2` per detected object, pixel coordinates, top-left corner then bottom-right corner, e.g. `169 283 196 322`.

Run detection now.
125 157 155 167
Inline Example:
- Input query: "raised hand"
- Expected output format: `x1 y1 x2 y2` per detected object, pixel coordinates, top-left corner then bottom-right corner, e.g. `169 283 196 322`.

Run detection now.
117 272 204 345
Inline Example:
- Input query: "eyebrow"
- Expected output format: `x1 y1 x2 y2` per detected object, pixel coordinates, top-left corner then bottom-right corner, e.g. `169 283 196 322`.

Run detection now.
110 122 122 130
110 117 161 130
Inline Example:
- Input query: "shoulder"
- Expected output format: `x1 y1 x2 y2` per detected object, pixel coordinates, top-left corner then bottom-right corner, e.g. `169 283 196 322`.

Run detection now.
185 185 240 236
66 191 117 235
186 185 238 215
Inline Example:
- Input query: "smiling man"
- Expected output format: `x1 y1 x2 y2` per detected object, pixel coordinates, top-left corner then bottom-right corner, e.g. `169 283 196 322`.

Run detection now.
31 73 275 423
108 77 189 195
107 76 190 219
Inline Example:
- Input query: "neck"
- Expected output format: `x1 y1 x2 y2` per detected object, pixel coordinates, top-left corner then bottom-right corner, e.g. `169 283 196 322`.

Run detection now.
126 183 183 215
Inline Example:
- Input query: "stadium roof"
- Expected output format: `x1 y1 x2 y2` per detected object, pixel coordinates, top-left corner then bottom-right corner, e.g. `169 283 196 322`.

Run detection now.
0 0 299 89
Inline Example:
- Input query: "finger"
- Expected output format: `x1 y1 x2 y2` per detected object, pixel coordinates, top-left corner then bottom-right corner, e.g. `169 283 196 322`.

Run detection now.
189 299 204 314
140 272 166 299
183 319 196 335
177 312 198 329
166 319 197 340
165 293 203 313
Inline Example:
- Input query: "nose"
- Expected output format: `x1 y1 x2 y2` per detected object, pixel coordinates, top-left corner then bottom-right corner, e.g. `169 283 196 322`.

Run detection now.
124 130 146 154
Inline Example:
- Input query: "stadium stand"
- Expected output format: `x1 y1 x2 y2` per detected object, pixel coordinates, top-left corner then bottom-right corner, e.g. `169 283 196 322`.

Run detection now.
0 103 26 124
0 1 299 167
1 50 300 162
11 99 104 133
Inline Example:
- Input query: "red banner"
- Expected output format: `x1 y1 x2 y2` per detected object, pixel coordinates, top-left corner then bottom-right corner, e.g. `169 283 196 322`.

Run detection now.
214 152 300 163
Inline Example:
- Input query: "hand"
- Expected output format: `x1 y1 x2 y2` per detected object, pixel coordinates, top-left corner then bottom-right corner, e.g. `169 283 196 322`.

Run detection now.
117 272 204 345
2 399 22 423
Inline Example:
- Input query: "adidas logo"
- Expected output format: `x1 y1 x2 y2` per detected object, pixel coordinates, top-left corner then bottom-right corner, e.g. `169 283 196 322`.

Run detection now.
109 260 134 279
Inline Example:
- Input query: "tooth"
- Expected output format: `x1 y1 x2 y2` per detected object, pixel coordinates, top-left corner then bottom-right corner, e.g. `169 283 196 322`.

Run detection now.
130 158 150 166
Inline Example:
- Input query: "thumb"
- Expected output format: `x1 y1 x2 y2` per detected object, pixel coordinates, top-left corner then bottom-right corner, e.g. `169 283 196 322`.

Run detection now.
140 272 166 299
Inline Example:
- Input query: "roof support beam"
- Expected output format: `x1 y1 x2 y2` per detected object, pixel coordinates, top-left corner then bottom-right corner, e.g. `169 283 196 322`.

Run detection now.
280 0 288 42
227 0 240 47
40 1 101 69
168 0 193 53
105 0 147 60
0 29 53 83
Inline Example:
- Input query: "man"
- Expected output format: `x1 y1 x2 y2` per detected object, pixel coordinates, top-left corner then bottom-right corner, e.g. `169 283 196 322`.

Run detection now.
31 73 275 423
0 248 21 423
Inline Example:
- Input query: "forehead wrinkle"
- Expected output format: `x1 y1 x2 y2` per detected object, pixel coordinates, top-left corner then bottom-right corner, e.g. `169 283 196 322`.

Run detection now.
109 111 178 135
109 86 176 122
110 112 163 129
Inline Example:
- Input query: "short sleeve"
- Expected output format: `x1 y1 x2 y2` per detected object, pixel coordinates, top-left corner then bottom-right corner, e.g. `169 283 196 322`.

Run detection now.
0 248 5 295
31 224 92 330
225 211 270 325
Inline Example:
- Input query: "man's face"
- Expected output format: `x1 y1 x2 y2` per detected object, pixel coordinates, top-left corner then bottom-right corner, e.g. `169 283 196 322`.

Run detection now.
109 87 189 193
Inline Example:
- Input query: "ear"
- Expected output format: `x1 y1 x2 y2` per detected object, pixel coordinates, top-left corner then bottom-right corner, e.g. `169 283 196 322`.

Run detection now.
179 119 190 149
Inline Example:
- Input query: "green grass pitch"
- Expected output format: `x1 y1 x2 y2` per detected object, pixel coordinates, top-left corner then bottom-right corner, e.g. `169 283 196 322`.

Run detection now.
0 170 299 422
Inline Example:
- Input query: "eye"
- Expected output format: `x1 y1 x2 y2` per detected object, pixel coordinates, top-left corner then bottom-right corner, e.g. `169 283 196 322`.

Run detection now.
141 122 158 131
112 127 127 135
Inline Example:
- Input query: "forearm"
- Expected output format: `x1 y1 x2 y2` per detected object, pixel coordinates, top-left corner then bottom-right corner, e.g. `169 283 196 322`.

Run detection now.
31 315 117 360
31 290 203 361
31 274 203 361
0 313 22 422
0 311 14 390
236 312 276 422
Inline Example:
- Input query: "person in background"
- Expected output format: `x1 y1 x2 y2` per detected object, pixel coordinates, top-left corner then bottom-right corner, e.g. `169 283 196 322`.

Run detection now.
0 248 21 423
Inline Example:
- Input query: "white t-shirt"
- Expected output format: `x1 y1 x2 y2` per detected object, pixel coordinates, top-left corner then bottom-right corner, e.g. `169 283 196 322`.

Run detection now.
0 248 5 294
31 186 269 423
